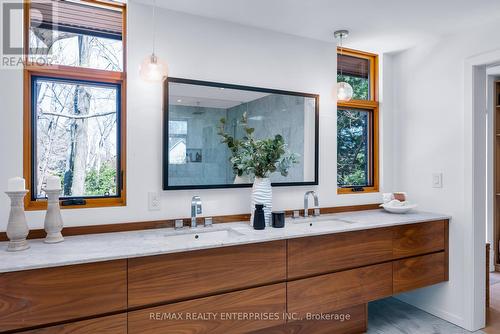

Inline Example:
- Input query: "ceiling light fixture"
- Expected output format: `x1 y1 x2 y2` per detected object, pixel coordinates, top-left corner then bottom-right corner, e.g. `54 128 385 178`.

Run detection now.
334 30 353 102
139 0 168 82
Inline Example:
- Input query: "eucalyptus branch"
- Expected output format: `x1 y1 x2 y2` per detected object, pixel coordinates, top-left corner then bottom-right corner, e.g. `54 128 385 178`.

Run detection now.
218 112 299 179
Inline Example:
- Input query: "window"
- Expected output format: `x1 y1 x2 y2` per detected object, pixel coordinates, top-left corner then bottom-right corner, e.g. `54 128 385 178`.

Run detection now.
337 54 370 100
337 48 378 193
24 0 126 209
169 121 188 164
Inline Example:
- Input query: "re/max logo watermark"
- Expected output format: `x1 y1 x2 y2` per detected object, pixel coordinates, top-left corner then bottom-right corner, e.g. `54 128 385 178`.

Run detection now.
1 0 57 69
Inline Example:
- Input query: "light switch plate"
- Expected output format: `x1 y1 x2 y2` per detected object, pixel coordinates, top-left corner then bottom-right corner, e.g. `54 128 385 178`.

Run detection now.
432 173 443 188
148 192 161 211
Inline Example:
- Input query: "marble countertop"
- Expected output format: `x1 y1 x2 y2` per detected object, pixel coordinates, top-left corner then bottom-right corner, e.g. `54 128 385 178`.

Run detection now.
0 209 450 273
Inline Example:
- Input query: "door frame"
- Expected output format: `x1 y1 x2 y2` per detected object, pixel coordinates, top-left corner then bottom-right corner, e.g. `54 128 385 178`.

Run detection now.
465 49 500 331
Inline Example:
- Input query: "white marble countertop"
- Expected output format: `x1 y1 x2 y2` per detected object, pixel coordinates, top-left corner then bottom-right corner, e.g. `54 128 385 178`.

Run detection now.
0 209 450 273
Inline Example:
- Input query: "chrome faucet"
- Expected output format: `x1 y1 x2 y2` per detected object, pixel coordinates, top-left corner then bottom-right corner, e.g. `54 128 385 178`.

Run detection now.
191 196 202 228
304 191 320 218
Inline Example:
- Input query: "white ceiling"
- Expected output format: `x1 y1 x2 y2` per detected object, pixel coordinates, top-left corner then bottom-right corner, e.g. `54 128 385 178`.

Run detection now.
139 0 500 53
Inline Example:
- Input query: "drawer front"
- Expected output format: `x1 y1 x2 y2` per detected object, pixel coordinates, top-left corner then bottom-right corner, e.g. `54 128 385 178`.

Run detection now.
288 228 393 279
393 220 445 258
19 313 127 334
393 252 446 294
128 283 286 334
249 304 367 334
287 262 392 315
128 241 286 307
0 260 127 332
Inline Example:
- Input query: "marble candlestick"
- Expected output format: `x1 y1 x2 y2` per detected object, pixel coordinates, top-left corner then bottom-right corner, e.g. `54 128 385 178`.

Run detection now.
5 190 30 252
43 189 64 244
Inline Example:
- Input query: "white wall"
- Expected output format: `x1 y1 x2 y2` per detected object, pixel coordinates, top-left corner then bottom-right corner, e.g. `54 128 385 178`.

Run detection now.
0 1 394 231
392 21 500 330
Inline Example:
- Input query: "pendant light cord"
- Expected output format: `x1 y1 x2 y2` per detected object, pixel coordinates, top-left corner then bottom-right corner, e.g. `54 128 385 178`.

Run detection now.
339 34 343 78
152 0 156 56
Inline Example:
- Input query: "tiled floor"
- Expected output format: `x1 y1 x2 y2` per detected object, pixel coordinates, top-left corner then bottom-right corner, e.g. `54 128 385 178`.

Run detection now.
368 272 500 334
484 272 500 334
367 298 482 334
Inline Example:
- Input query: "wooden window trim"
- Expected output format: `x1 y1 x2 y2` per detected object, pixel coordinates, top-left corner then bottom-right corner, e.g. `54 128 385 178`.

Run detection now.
337 48 379 194
23 0 127 210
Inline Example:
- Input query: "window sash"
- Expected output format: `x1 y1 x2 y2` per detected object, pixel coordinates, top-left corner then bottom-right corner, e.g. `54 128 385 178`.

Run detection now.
337 47 378 103
337 107 374 188
31 75 122 201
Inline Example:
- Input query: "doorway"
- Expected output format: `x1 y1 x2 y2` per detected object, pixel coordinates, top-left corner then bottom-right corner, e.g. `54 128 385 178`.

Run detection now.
466 49 500 332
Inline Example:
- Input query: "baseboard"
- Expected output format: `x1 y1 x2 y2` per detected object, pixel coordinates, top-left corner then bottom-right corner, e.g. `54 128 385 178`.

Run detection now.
394 295 466 330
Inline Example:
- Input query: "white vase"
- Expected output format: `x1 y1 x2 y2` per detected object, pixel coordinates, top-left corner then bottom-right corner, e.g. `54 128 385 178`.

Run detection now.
251 177 272 226
234 174 252 184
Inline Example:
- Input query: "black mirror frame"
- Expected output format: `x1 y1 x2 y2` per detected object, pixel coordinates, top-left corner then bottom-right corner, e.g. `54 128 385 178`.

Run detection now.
163 77 319 190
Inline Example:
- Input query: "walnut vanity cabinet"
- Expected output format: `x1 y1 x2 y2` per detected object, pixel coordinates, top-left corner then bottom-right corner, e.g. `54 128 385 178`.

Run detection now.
128 240 286 307
392 220 445 258
17 314 127 334
287 263 393 315
287 227 393 279
0 260 127 332
128 283 286 334
0 219 449 334
393 252 446 294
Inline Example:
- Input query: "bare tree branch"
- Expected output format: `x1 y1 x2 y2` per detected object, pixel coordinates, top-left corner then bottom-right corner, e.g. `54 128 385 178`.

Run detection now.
40 110 116 119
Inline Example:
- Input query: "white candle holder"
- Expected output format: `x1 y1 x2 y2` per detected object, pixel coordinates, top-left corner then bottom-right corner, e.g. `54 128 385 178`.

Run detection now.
43 188 64 244
5 190 30 252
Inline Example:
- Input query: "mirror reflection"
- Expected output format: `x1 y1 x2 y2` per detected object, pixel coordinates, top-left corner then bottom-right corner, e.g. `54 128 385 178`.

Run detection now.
164 78 318 189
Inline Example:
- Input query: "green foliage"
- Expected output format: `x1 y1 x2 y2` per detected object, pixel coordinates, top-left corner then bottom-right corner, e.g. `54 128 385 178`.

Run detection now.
337 74 369 100
218 113 299 178
84 163 117 196
337 108 369 187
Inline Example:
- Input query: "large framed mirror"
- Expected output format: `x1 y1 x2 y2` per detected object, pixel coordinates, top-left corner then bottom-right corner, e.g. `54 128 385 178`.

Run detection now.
163 78 319 190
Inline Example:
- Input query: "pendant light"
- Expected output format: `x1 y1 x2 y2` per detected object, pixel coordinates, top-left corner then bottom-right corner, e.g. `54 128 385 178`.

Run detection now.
335 30 353 102
139 0 168 82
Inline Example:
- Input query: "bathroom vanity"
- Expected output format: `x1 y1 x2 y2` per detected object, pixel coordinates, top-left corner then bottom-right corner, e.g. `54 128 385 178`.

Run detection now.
0 210 449 333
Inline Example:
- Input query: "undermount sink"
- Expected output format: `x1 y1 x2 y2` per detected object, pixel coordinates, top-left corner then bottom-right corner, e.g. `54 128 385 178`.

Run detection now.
162 227 245 243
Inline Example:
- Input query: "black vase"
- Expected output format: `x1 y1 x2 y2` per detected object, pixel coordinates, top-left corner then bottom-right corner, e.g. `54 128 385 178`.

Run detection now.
253 204 266 230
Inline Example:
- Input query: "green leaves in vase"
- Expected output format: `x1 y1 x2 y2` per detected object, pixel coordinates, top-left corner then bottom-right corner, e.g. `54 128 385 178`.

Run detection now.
217 112 299 179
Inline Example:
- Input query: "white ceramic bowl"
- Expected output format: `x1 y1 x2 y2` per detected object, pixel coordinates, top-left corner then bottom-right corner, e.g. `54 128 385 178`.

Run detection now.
380 203 417 214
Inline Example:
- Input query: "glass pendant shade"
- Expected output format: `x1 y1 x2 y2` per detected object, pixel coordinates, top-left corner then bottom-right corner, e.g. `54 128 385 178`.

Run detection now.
337 81 353 101
139 54 168 82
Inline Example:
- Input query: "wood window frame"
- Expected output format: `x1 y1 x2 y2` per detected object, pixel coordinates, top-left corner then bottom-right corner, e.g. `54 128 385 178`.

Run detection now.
23 0 127 210
337 48 379 194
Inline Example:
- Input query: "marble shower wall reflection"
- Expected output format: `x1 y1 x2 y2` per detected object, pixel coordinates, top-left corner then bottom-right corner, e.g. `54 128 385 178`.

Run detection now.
226 94 309 183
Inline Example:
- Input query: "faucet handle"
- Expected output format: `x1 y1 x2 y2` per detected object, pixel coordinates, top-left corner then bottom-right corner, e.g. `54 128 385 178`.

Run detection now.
204 217 213 227
313 208 321 217
292 210 300 219
174 219 184 229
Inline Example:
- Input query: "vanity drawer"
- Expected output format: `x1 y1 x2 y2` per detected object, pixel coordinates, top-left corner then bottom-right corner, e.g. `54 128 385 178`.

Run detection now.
287 228 393 279
128 240 286 307
128 283 286 334
0 260 127 332
249 304 367 334
287 262 392 315
393 220 445 258
393 251 446 294
18 313 127 334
